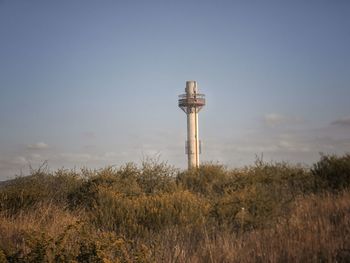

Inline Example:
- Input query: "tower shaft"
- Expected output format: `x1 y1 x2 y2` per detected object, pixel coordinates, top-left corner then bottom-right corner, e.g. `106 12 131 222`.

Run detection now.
178 81 206 169
187 97 199 168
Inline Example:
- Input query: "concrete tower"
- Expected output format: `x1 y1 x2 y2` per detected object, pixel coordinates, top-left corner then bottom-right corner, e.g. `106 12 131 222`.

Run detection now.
178 81 206 169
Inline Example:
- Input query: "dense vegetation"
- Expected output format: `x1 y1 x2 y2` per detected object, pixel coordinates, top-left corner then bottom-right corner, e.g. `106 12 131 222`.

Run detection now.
0 154 349 262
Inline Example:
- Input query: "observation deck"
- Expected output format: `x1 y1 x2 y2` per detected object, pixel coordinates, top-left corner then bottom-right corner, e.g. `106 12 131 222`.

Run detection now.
178 94 206 113
178 93 206 110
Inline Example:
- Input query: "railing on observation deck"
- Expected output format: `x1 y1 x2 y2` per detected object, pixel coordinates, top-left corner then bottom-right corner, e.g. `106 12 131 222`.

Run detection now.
178 94 206 107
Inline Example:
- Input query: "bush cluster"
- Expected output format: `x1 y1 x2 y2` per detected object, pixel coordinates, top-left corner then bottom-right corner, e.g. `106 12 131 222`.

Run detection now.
312 154 350 190
0 154 349 262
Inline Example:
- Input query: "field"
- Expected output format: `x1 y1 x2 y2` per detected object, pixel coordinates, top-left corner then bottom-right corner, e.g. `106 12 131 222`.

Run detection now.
0 154 349 262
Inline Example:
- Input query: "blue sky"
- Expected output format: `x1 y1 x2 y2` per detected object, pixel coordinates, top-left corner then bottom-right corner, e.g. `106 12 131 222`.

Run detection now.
0 0 349 179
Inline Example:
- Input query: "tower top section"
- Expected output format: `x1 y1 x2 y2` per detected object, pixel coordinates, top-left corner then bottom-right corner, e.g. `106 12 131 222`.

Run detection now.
178 80 206 114
185 80 198 95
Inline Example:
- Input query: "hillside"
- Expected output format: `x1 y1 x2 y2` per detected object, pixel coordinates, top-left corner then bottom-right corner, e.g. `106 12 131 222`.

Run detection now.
0 154 349 262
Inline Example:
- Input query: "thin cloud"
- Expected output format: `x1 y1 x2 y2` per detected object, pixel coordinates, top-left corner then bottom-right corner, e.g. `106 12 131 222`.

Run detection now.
0 156 27 170
27 142 49 150
81 131 96 139
263 113 302 127
58 151 129 164
264 113 287 126
331 117 350 127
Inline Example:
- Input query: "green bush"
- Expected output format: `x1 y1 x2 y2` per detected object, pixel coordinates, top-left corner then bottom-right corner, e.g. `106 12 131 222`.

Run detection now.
0 169 82 214
177 161 314 230
312 154 350 190
177 164 229 196
69 161 178 209
91 187 209 235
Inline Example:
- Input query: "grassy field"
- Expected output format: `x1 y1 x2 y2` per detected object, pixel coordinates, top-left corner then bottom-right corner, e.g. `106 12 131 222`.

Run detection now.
0 154 349 262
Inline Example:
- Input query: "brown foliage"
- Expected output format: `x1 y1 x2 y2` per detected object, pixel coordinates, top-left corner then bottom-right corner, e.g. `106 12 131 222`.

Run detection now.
0 155 349 262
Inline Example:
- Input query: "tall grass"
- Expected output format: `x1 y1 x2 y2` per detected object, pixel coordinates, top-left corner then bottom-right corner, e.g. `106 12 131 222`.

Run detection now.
0 154 349 262
152 191 350 262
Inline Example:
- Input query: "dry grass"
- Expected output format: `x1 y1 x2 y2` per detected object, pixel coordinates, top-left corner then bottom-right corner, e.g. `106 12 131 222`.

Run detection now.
0 202 82 261
0 203 153 262
0 156 349 262
153 191 350 263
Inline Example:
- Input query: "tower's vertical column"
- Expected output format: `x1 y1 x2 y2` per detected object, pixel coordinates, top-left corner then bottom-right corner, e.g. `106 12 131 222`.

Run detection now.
186 81 197 168
195 104 199 167
178 80 205 170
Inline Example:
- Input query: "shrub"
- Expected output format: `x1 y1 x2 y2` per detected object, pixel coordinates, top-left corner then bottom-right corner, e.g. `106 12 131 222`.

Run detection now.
177 164 229 196
178 161 314 230
69 161 178 210
136 159 177 194
0 168 82 214
0 249 7 263
0 202 153 262
91 187 209 236
1 155 349 262
312 154 350 190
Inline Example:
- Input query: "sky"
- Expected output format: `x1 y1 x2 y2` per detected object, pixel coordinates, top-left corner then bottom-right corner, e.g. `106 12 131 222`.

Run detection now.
0 0 349 180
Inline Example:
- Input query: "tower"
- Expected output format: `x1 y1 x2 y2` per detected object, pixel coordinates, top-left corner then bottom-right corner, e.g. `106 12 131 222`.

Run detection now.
178 81 206 169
